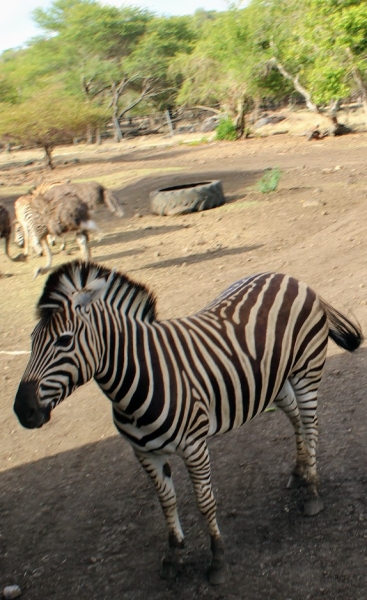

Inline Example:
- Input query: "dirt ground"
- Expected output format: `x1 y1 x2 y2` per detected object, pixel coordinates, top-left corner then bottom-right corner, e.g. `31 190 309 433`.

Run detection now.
1 114 367 599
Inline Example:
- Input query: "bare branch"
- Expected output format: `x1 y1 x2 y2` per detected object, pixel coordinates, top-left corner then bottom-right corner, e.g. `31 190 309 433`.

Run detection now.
268 58 321 114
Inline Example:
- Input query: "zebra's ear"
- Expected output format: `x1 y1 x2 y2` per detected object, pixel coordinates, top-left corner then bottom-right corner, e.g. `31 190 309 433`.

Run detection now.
72 271 114 309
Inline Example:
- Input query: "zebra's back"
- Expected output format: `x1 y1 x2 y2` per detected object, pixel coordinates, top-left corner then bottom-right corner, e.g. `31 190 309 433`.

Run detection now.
112 272 328 449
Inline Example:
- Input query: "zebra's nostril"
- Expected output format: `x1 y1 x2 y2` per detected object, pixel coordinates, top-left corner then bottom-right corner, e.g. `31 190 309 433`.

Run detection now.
27 407 36 419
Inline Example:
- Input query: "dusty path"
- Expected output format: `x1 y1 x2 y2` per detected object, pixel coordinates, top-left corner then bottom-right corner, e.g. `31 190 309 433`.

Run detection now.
1 131 367 599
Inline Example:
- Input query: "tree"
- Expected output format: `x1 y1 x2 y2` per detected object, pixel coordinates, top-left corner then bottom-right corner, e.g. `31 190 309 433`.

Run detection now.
33 0 153 59
0 86 107 168
245 0 367 127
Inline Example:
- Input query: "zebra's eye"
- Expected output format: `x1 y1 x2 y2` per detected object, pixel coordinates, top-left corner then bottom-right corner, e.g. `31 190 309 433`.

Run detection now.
55 334 73 348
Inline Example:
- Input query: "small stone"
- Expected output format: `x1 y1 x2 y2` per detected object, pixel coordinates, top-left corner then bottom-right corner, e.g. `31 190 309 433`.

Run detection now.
2 585 22 599
303 198 325 207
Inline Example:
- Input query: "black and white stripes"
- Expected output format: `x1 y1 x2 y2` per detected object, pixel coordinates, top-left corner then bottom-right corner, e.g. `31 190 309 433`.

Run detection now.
14 260 362 583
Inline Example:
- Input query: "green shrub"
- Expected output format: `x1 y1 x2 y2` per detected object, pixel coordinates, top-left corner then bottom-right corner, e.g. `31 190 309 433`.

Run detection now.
215 118 237 141
256 167 281 193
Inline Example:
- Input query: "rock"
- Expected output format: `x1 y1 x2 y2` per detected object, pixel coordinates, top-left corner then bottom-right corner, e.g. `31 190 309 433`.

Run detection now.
200 116 219 132
2 585 22 599
303 198 325 207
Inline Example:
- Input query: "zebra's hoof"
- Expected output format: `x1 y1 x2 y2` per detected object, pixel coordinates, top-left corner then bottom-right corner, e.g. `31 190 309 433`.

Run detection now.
287 472 306 489
303 496 324 516
208 563 230 585
160 558 179 580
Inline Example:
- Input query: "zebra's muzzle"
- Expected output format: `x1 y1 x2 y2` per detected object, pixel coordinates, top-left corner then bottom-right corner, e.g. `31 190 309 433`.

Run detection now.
14 381 51 429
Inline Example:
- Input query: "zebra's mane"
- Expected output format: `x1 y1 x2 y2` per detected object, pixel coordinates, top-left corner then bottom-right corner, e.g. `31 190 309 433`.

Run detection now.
36 260 157 321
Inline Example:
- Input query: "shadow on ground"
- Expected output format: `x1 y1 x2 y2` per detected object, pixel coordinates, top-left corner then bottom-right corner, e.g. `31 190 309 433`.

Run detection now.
142 245 263 270
1 347 367 600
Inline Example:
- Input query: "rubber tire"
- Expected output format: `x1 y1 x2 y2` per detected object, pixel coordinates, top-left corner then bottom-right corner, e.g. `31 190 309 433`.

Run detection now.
150 180 225 216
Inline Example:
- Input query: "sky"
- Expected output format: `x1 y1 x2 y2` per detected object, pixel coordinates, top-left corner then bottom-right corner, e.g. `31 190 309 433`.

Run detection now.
1 0 233 54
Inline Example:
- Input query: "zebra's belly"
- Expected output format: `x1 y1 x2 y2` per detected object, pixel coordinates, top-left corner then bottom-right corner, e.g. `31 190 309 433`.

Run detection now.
206 369 287 437
114 419 183 454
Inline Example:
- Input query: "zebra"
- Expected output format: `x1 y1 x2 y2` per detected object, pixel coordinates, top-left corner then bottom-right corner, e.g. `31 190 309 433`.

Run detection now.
14 181 73 255
15 180 123 259
14 195 44 257
14 193 97 278
14 261 362 584
0 203 26 263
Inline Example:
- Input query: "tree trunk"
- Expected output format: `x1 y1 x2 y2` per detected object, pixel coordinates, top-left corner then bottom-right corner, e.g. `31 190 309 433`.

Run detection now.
165 110 174 136
112 116 123 143
86 125 93 144
95 127 101 145
349 62 367 131
235 97 246 139
43 145 54 170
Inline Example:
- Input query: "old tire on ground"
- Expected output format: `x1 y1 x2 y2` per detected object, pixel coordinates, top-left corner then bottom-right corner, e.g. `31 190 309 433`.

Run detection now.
150 180 225 216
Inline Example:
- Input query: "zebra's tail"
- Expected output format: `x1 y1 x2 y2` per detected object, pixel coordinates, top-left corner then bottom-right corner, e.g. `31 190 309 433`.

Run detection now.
322 300 363 352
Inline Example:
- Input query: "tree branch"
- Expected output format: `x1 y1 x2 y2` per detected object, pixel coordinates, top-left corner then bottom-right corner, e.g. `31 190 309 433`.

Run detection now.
268 57 321 114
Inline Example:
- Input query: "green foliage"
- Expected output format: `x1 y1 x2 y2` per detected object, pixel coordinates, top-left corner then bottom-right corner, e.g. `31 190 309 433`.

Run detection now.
256 168 282 193
33 0 153 59
215 118 237 141
1 0 367 149
0 84 108 166
186 137 209 146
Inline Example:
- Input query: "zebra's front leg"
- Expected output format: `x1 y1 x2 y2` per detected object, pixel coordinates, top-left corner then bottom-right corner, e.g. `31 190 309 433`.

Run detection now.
34 238 53 278
274 379 324 516
184 441 229 585
76 232 90 262
134 450 184 579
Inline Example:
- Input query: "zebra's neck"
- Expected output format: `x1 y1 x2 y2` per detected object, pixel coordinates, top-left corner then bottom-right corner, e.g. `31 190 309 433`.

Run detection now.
94 311 155 406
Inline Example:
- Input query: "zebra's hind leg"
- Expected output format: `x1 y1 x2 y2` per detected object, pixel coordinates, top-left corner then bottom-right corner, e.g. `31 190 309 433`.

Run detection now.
134 451 185 580
274 379 324 516
184 441 229 585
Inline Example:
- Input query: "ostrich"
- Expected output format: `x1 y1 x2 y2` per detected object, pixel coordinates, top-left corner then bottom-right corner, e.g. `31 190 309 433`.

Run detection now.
34 191 98 277
41 181 124 217
0 203 26 263
14 180 123 271
15 180 123 253
14 192 97 278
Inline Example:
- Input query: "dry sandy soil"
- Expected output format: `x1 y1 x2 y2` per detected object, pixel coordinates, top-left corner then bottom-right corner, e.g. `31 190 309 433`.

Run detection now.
1 111 367 600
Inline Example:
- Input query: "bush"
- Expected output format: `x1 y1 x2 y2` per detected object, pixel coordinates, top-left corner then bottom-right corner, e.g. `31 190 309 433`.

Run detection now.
257 167 281 193
215 118 237 141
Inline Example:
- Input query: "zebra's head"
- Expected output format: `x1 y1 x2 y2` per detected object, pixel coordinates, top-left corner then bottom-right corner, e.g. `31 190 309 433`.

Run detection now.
14 260 115 429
